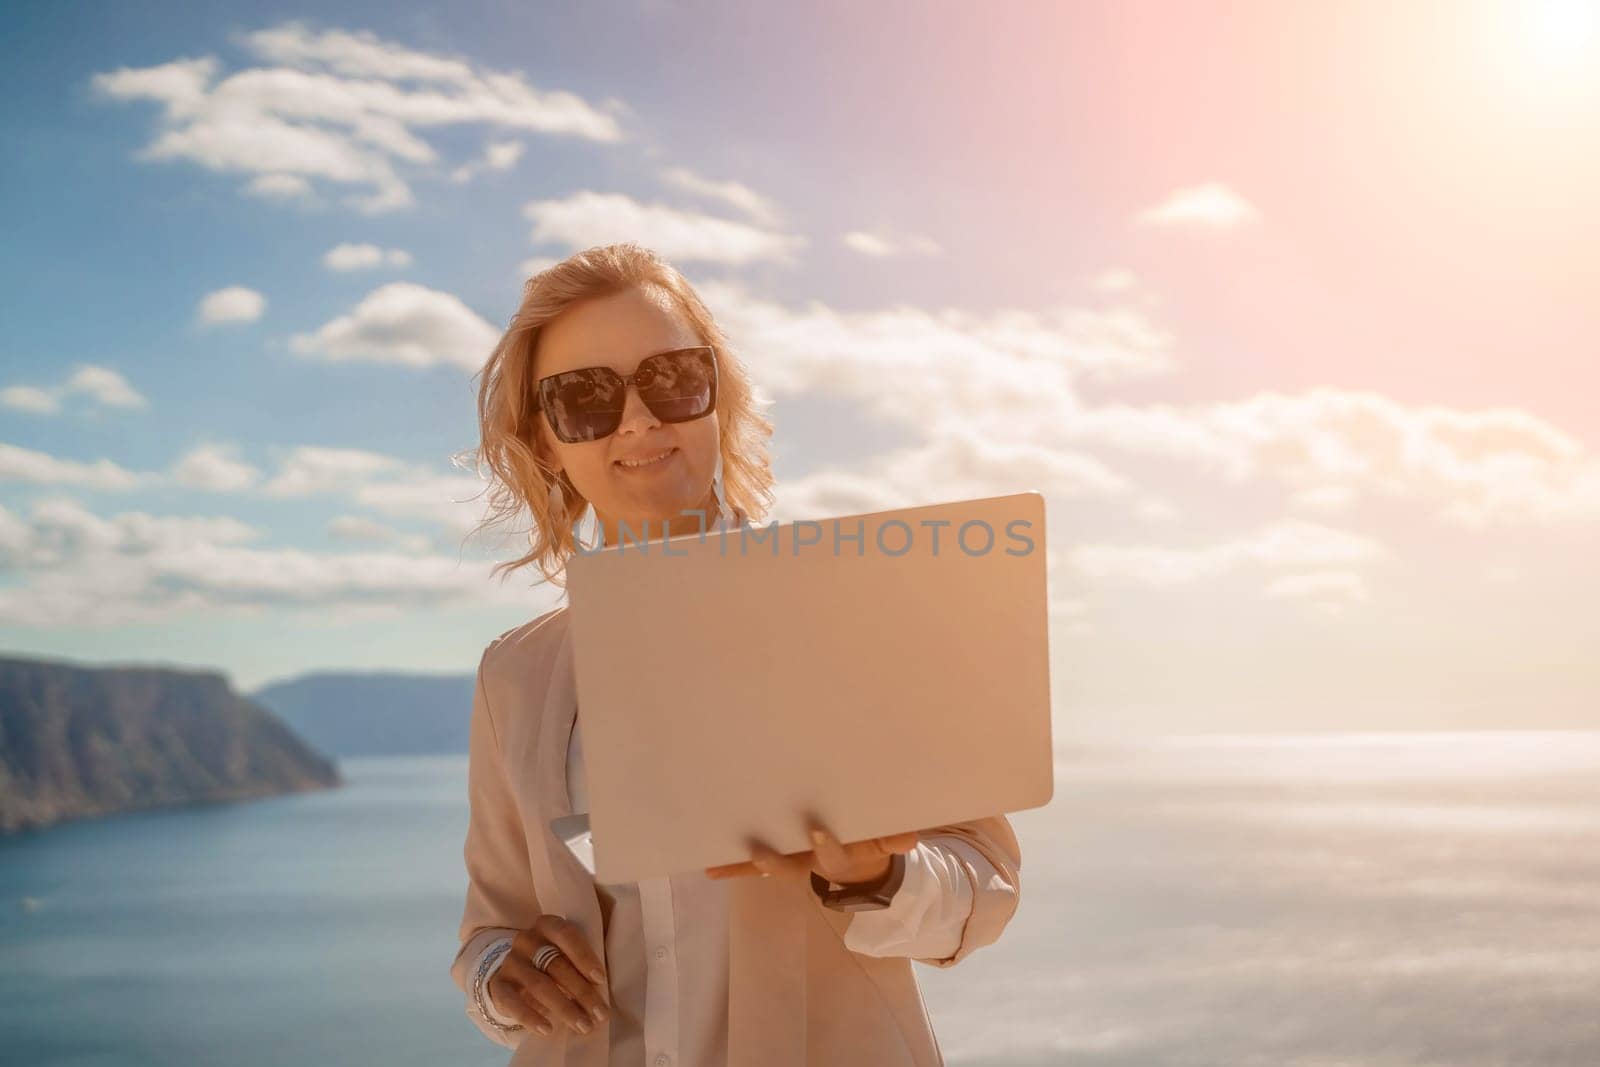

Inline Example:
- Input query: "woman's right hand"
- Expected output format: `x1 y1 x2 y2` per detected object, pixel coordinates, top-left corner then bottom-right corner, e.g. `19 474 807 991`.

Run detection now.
488 915 611 1038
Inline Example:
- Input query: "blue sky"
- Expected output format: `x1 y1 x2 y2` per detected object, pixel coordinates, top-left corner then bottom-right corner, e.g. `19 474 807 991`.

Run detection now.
3 1 1597 732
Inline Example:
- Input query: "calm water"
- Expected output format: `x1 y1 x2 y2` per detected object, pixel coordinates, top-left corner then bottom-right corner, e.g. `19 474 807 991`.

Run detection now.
4 733 1600 1066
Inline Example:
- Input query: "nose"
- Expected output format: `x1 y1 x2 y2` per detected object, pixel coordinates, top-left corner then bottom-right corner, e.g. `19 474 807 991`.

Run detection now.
614 380 661 437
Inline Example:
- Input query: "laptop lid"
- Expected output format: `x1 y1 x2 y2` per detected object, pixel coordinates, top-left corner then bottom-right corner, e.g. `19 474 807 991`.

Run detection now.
564 490 1054 884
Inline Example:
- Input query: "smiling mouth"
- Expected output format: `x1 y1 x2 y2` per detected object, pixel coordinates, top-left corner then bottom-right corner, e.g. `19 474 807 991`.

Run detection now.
614 447 678 471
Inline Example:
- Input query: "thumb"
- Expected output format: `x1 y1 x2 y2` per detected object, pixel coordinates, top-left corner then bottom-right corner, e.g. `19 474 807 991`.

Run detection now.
808 827 853 873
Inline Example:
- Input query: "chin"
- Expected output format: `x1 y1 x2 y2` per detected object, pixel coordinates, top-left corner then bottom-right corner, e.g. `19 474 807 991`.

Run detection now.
609 487 706 524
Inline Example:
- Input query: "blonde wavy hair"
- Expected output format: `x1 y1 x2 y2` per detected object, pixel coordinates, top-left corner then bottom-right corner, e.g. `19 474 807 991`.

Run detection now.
454 242 775 590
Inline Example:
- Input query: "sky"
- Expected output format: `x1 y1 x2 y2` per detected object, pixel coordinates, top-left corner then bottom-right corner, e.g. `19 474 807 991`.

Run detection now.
1 0 1596 735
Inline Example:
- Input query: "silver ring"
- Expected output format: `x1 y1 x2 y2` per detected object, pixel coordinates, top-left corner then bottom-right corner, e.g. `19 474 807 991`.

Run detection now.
530 944 564 973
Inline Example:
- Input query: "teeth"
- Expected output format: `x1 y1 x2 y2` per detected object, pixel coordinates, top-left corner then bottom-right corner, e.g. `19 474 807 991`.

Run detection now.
618 449 673 469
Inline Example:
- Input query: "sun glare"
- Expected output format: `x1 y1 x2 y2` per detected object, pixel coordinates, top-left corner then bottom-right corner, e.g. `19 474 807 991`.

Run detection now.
1522 0 1597 69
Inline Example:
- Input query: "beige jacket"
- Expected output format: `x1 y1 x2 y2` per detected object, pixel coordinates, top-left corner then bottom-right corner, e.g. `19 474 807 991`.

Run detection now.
450 604 1024 1066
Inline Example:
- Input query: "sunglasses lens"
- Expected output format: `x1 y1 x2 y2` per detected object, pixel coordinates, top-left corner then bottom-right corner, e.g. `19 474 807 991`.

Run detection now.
639 348 716 423
539 348 717 443
543 369 623 442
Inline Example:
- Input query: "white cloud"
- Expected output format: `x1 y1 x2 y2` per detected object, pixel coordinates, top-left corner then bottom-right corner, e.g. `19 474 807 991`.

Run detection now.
1136 182 1261 228
0 495 525 627
1051 596 1089 619
353 472 500 538
1263 569 1370 604
0 439 526 621
524 192 805 265
254 449 495 540
484 141 523 169
1 434 500 531
450 139 524 183
239 22 478 83
1045 552 1093 633
93 55 217 117
659 166 783 226
0 442 150 491
260 445 415 497
244 173 312 200
519 255 561 281
841 229 943 258
1289 484 1358 514
328 514 433 552
169 443 260 491
840 231 896 258
66 365 146 408
1089 268 1137 294
1437 458 1600 527
0 496 257 570
691 277 1174 435
197 285 266 325
1058 389 1600 527
1069 519 1386 585
1 386 62 414
772 427 1130 524
90 21 623 214
288 281 499 371
0 439 456 506
259 450 500 544
323 242 413 271
1136 497 1179 522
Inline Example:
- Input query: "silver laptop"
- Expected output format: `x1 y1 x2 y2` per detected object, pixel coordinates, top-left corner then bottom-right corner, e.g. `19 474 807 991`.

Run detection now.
563 490 1054 884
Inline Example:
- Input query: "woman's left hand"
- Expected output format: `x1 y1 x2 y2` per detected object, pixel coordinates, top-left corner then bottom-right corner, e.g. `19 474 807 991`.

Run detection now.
704 819 919 885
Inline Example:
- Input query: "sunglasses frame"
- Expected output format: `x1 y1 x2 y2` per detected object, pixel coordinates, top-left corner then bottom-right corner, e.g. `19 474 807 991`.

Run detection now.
534 345 719 444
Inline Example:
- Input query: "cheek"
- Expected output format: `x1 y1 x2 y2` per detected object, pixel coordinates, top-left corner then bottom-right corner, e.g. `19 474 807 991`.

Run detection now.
556 445 611 495
683 419 721 472
563 447 611 489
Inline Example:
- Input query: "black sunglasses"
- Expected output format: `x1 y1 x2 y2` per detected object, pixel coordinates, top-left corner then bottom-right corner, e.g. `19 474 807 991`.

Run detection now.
535 346 719 444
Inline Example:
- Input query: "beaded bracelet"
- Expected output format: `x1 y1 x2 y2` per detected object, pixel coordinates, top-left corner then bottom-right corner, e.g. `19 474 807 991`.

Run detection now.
472 939 525 1036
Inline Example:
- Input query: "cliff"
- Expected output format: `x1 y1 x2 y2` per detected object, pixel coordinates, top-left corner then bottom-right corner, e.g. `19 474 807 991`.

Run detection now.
0 654 342 835
249 671 474 757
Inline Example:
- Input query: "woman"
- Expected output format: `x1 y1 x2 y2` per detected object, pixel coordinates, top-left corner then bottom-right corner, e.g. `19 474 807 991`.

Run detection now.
449 243 1023 1066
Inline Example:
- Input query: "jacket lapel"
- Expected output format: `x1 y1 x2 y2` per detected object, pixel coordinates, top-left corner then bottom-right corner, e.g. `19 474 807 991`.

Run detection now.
728 873 809 1066
535 616 612 1065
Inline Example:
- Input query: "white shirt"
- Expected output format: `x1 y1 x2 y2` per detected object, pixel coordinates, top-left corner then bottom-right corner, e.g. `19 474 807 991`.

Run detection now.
467 714 977 1061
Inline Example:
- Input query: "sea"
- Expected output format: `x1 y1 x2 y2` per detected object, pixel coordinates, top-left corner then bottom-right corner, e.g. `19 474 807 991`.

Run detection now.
3 732 1599 1066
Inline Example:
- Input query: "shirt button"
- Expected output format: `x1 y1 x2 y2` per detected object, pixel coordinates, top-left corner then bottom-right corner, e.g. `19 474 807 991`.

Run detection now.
654 1055 671 1066
653 946 668 961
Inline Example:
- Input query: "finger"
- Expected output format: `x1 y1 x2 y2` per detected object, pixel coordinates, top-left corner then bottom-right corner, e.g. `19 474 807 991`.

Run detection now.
541 954 610 1025
807 824 854 872
836 832 919 864
503 960 596 1035
811 822 918 859
705 860 762 879
810 823 889 882
748 838 812 880
532 914 608 985
831 828 919 856
488 972 553 1036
